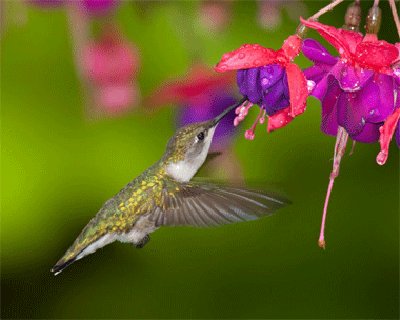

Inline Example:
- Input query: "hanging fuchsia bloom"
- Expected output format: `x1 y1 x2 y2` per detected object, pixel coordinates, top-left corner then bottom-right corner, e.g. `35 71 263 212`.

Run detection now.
300 16 399 248
146 64 238 152
215 34 308 138
83 27 140 115
301 18 399 156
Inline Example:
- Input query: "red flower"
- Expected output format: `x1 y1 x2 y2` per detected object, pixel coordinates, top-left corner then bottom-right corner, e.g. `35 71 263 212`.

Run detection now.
214 35 308 132
300 18 399 74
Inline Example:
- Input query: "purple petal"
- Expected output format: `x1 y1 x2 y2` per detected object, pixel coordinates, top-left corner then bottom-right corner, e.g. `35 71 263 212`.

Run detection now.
259 64 284 90
330 62 374 92
320 77 341 136
303 65 326 84
262 73 289 114
374 74 395 123
395 124 400 147
239 68 262 104
311 74 330 101
337 75 395 140
350 122 381 143
302 39 338 65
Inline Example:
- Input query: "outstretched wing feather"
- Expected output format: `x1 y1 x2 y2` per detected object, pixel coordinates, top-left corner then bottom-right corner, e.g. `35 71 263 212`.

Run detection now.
155 181 288 227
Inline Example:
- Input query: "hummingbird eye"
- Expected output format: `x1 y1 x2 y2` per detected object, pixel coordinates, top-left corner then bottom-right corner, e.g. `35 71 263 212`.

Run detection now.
196 132 205 141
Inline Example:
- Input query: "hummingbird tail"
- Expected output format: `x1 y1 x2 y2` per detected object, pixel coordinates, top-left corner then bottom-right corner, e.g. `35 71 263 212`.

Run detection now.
51 257 77 276
51 233 118 276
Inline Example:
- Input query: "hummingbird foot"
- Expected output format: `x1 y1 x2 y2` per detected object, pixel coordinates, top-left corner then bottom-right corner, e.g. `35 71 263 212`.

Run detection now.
135 234 150 249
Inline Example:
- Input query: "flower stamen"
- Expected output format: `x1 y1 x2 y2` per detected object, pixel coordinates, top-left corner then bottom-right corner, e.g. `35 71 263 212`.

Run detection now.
319 126 348 249
244 108 264 140
234 101 253 127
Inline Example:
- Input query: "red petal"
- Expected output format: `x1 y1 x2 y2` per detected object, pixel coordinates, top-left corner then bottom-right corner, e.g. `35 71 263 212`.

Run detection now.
267 107 293 132
286 63 308 117
356 40 399 71
377 108 400 165
280 35 302 61
215 44 278 72
300 17 362 58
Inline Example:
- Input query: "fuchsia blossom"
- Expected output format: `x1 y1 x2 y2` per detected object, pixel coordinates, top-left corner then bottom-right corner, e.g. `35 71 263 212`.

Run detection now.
83 28 140 115
300 16 400 248
215 35 308 138
300 18 399 162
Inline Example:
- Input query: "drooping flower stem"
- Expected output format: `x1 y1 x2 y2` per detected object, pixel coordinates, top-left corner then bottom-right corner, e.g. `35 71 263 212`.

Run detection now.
388 0 400 39
308 0 345 21
319 126 348 249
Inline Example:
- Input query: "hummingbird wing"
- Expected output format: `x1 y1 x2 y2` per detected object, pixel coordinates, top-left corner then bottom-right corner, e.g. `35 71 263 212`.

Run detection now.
153 180 289 227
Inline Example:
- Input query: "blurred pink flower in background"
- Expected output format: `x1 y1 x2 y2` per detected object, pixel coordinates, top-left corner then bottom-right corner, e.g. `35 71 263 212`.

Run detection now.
257 0 307 31
83 27 140 115
198 0 232 32
29 0 118 15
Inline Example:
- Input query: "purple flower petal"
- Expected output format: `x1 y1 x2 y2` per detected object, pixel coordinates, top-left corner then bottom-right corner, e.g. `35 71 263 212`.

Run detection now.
259 64 284 89
374 74 395 123
321 76 341 136
303 65 327 85
262 74 289 114
241 68 262 103
337 75 395 140
236 64 289 115
329 62 374 92
351 122 381 143
302 39 338 65
395 123 400 147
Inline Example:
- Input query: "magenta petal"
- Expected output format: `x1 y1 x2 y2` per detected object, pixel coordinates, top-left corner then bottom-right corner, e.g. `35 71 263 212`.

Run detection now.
320 77 341 136
330 62 373 92
336 74 394 143
374 74 395 123
304 65 327 86
310 74 330 101
351 122 380 143
302 39 338 65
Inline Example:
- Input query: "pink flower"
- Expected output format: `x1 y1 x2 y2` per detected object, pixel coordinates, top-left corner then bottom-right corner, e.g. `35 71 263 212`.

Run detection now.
83 28 140 115
215 35 308 137
199 0 232 32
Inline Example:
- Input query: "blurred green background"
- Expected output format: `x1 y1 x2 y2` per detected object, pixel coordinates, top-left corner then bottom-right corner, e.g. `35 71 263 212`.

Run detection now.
1 1 398 318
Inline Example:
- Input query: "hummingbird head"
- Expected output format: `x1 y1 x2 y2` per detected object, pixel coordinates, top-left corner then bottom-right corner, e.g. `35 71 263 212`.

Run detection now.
163 99 244 182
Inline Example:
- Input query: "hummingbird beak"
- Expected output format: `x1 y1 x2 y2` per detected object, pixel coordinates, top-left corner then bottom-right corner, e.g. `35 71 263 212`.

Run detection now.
209 97 247 128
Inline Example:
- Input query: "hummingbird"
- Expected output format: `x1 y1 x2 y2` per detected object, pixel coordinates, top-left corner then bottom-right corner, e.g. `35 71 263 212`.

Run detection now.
51 98 287 275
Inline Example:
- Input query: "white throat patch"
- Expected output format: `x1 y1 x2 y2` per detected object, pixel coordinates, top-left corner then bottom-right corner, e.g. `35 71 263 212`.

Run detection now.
166 126 216 182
